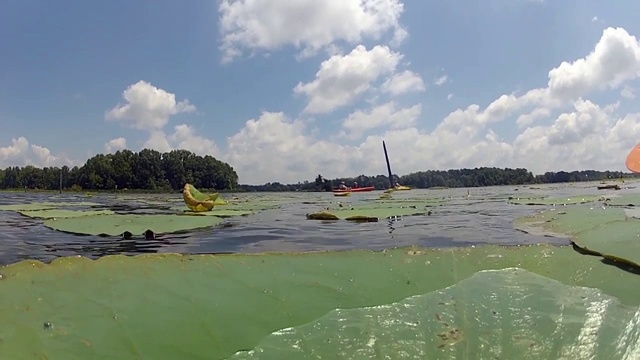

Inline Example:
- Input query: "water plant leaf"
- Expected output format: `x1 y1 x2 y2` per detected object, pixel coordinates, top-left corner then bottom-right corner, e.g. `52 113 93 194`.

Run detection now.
18 209 115 219
308 200 438 221
0 201 101 211
604 194 640 207
182 209 254 217
514 206 626 236
43 214 224 236
515 202 640 266
231 268 639 359
507 195 602 206
183 183 222 212
307 206 428 221
0 246 639 359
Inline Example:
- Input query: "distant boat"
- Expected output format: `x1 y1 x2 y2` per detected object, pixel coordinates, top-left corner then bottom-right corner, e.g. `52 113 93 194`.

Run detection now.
382 141 411 191
332 186 375 194
333 191 351 197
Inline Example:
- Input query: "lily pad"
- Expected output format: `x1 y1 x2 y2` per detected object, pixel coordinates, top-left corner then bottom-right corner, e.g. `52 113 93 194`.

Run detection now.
604 194 640 207
0 201 101 211
0 245 639 359
515 204 640 266
43 214 224 236
307 206 428 221
182 209 254 217
232 268 639 359
514 206 626 236
309 200 437 221
507 195 603 206
18 209 115 219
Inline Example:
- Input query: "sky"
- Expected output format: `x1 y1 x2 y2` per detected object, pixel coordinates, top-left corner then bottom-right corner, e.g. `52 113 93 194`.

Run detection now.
2 0 640 184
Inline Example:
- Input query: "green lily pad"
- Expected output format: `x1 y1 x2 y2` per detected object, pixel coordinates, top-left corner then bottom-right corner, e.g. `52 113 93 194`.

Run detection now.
515 204 640 266
43 214 224 236
514 206 626 236
18 209 115 219
507 195 602 206
0 245 639 359
309 201 436 221
182 209 254 217
604 194 640 207
0 202 101 211
307 206 428 221
574 220 640 265
231 268 639 359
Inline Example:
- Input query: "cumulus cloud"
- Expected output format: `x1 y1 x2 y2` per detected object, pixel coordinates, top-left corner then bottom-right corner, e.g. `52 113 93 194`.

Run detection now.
104 137 127 153
105 80 195 131
380 70 426 96
0 137 73 168
18 25 640 185
293 45 402 114
219 26 640 183
104 80 220 156
339 102 421 140
218 0 407 63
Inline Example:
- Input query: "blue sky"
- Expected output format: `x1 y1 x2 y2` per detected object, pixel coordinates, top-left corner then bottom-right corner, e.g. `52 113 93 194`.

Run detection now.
2 0 640 184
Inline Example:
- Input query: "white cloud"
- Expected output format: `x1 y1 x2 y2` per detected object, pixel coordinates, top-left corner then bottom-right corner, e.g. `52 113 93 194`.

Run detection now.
621 85 636 99
104 137 127 153
294 45 402 114
169 124 220 157
0 137 73 169
380 70 426 96
434 75 448 86
516 107 551 127
218 0 407 63
219 26 640 183
105 80 195 131
447 93 454 100
339 102 421 139
20 26 640 185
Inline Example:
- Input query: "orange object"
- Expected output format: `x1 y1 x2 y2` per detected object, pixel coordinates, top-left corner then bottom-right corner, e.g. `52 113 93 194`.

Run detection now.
626 143 640 173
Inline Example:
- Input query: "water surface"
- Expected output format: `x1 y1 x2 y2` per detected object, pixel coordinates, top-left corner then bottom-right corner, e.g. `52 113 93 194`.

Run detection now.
0 182 622 265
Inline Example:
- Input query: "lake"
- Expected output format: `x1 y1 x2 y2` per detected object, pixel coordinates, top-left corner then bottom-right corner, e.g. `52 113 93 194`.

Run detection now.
0 181 617 266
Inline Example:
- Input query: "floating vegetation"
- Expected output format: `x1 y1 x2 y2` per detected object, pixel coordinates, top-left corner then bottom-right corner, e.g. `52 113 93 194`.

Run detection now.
43 214 224 237
18 209 114 219
0 245 638 359
232 268 638 359
0 202 101 211
515 197 640 267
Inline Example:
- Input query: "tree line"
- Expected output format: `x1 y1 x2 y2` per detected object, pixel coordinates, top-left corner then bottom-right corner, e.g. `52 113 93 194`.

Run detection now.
0 148 634 192
238 168 635 192
0 149 239 192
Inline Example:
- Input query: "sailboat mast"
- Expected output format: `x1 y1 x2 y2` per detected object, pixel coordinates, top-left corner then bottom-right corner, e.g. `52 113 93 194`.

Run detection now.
383 141 393 188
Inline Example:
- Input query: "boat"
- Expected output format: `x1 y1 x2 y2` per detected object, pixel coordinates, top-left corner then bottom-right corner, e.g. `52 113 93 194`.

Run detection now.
382 141 411 191
332 186 376 193
333 192 351 197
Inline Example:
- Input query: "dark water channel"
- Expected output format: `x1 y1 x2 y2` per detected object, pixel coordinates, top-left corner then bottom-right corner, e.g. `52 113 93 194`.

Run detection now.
0 182 618 265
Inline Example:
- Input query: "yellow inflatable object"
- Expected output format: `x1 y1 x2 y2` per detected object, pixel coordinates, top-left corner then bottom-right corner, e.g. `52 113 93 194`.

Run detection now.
182 183 226 212
394 185 412 191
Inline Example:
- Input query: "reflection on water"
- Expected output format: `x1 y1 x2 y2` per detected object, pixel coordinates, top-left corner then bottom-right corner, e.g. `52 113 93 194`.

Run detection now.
0 182 615 265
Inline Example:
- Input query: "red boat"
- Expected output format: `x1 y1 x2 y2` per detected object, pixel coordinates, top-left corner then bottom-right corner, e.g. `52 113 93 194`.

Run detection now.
332 186 376 193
